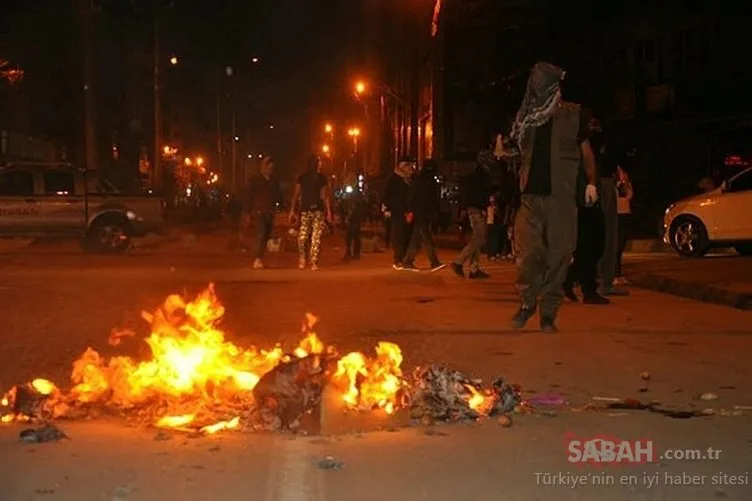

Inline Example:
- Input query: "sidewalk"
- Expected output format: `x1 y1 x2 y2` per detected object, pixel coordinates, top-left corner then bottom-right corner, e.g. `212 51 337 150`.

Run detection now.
624 254 752 310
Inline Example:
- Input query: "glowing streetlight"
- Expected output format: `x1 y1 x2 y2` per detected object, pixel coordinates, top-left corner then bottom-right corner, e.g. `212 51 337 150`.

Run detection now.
196 157 204 167
324 123 333 134
251 57 259 63
169 56 178 65
184 157 192 166
348 127 361 137
354 80 366 95
321 144 331 154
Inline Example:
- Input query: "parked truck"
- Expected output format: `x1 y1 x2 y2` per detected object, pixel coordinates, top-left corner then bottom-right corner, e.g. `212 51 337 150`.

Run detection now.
0 162 164 253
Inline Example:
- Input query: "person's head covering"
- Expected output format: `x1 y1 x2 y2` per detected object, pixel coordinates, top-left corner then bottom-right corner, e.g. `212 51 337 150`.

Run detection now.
395 156 415 181
510 62 566 147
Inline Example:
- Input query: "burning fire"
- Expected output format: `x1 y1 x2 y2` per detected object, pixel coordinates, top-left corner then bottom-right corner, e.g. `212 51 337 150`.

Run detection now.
0 285 411 433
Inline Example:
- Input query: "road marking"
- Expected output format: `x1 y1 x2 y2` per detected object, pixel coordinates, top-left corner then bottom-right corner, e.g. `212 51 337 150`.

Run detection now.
264 436 324 501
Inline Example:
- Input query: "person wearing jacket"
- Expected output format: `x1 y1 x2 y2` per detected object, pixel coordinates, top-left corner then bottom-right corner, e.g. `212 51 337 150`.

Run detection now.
342 188 367 261
383 157 414 270
401 159 446 272
450 158 492 279
244 155 283 269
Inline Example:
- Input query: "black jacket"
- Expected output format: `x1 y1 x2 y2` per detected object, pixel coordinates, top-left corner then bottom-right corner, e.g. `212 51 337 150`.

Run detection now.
408 169 440 221
383 173 411 215
461 167 492 211
245 174 283 213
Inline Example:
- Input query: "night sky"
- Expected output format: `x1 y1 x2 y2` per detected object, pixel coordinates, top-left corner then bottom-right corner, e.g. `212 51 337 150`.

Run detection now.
1 0 366 179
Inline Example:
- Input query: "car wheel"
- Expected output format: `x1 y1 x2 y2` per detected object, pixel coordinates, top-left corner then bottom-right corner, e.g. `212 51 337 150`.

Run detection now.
734 243 752 256
669 216 709 258
85 215 132 254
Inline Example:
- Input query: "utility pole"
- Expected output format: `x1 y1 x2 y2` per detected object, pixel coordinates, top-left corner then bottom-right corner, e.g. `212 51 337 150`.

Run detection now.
80 0 98 172
153 0 162 190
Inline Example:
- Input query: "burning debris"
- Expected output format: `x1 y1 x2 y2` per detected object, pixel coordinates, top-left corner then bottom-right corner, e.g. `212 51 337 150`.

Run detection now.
408 366 521 422
0 285 524 436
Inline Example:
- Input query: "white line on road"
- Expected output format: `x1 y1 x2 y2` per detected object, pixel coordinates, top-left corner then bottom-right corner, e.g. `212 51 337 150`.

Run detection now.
264 436 325 501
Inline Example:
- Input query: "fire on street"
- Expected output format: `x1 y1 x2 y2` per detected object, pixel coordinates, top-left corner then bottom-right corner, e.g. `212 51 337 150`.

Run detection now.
0 249 751 500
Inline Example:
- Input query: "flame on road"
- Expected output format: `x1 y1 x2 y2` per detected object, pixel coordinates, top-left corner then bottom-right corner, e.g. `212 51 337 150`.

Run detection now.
0 285 408 433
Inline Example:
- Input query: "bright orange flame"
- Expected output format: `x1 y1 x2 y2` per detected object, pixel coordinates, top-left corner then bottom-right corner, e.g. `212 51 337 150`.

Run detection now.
334 342 404 414
0 285 404 432
464 384 494 415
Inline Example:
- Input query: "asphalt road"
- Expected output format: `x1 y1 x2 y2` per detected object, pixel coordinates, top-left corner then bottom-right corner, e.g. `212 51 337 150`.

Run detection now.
0 237 751 500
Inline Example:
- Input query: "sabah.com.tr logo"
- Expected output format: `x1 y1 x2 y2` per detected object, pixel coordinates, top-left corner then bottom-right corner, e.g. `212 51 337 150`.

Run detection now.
565 432 723 466
566 433 655 466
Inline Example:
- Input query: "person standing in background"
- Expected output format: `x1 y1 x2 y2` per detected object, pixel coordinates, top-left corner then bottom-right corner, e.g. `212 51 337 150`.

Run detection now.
383 157 414 270
594 118 629 297
615 165 633 283
401 159 446 272
451 157 492 279
343 188 367 261
289 154 332 271
244 155 283 269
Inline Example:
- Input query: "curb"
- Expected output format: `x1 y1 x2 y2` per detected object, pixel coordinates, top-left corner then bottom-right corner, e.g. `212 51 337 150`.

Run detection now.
628 273 752 310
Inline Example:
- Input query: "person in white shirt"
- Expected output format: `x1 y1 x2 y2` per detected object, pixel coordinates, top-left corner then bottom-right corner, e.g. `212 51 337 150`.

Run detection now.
615 165 633 283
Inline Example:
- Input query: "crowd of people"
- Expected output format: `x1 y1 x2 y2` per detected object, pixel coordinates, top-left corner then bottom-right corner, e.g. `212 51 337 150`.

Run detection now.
234 61 636 334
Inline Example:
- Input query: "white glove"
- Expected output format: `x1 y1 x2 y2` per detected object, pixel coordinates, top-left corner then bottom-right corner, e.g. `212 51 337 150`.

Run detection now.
585 184 598 205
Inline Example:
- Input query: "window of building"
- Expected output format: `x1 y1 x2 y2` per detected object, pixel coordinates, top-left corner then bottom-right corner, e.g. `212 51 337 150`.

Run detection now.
43 171 76 195
0 171 35 196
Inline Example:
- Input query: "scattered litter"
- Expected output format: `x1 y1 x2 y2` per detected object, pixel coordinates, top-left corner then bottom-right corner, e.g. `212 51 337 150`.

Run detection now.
527 394 567 406
719 409 744 417
423 428 448 436
592 396 621 403
606 413 629 417
19 424 68 443
700 408 715 416
640 372 651 381
497 415 513 427
34 488 56 495
253 354 329 430
208 446 220 453
733 405 752 411
408 366 520 422
154 431 172 441
606 399 650 410
698 392 718 401
638 387 649 393
315 456 344 470
539 410 558 418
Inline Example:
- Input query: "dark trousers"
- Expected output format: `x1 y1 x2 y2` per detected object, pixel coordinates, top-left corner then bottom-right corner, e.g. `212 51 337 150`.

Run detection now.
487 223 508 257
384 217 392 247
598 177 618 287
565 205 606 296
515 195 577 319
390 215 408 265
616 214 630 277
252 212 274 260
404 219 441 266
345 220 362 258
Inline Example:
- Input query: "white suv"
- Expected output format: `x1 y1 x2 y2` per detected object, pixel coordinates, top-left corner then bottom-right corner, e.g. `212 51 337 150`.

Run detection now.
663 167 752 257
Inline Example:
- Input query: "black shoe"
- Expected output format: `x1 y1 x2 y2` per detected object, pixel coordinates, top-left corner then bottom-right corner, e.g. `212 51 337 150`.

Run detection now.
540 316 558 334
583 293 610 305
563 286 578 302
451 263 464 278
468 270 491 279
511 305 536 329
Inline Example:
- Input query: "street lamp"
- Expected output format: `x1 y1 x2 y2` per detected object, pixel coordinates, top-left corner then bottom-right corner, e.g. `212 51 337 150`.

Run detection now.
184 157 192 166
196 156 204 167
169 56 178 65
322 144 331 155
324 123 333 134
354 80 366 96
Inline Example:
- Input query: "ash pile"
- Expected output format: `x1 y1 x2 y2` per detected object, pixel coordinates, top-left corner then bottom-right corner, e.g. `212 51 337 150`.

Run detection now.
408 366 521 422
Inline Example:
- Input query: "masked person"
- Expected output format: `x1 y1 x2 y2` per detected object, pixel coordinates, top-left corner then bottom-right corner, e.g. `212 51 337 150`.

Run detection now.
244 155 283 269
383 157 414 270
401 159 446 272
289 154 332 271
506 62 598 333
